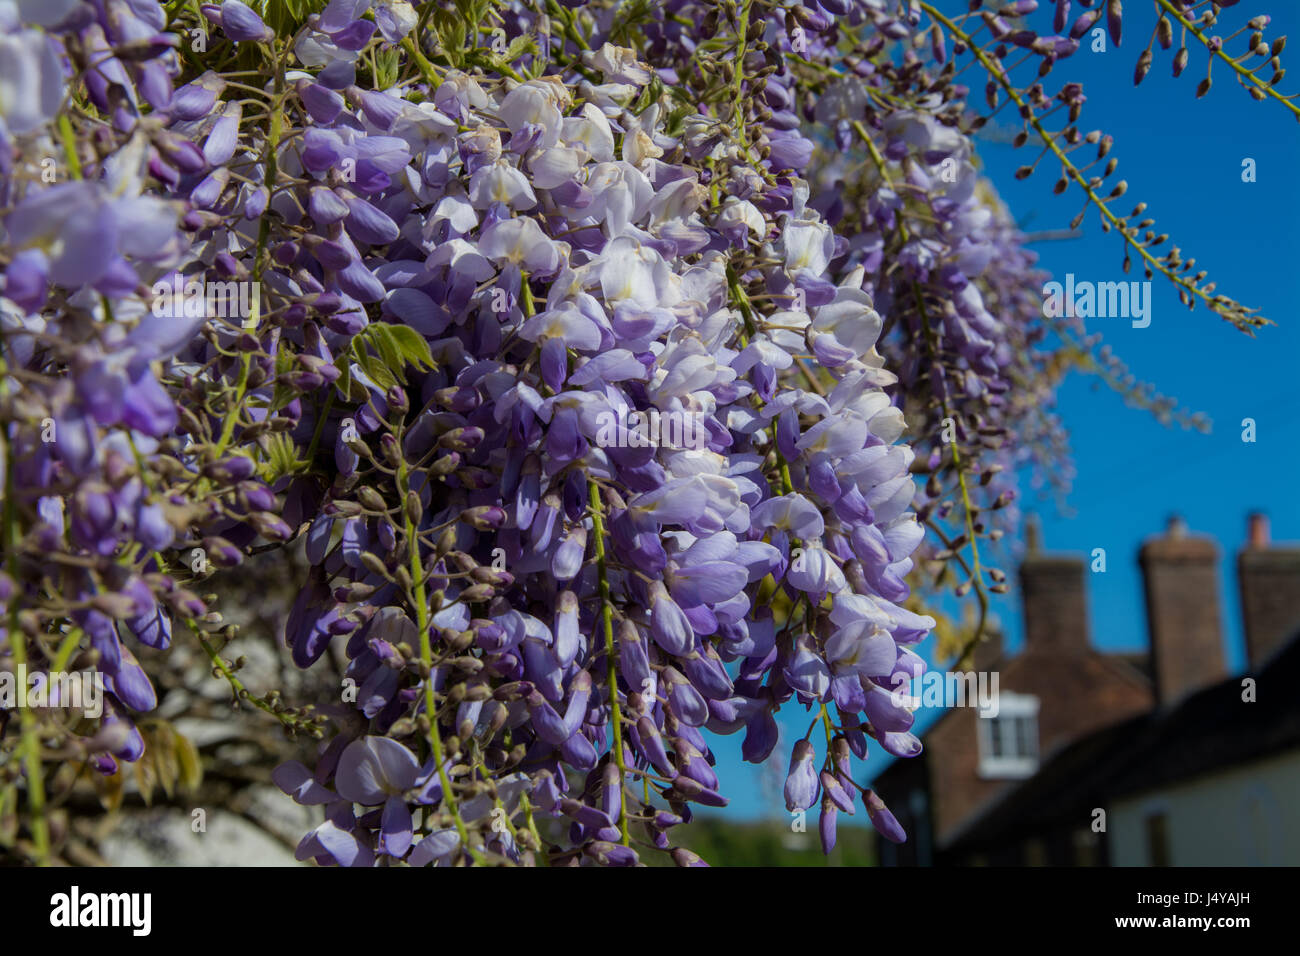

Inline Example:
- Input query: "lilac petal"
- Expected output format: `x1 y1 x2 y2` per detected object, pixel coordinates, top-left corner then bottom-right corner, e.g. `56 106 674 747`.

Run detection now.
741 710 779 763
331 18 377 51
528 692 570 745
569 349 646 386
560 730 599 770
408 829 459 866
345 196 401 244
380 795 414 857
636 717 676 777
318 0 371 33
121 368 178 437
751 493 825 538
4 249 49 312
825 621 897 678
665 675 709 727
522 639 564 703
302 83 344 123
273 760 337 805
553 591 580 665
876 730 922 759
682 651 733 700
220 0 273 43
648 581 693 655
862 681 915 733
670 562 748 608
106 646 157 712
204 112 240 166
171 79 218 120
126 603 172 651
784 638 832 700
335 735 419 804
384 288 448 336
301 128 349 172
303 820 374 867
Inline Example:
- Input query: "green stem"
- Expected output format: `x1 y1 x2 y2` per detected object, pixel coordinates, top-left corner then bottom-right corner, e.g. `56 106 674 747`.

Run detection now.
401 35 444 89
49 626 84 676
396 452 481 864
910 282 990 657
205 51 284 480
57 114 83 181
1 427 50 865
547 0 591 52
194 631 315 730
588 479 630 846
920 1 1263 332
1153 0 1299 121
732 0 752 139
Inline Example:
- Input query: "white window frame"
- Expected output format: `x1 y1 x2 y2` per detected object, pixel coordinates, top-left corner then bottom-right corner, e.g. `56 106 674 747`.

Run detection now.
976 692 1040 779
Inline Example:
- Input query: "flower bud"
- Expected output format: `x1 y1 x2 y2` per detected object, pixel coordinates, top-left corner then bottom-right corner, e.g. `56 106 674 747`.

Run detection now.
459 583 496 603
819 797 838 854
358 487 388 512
248 512 293 541
784 738 819 812
429 453 460 477
670 847 707 867
864 789 907 844
202 455 256 484
202 536 243 568
403 491 422 526
493 681 535 702
462 506 505 530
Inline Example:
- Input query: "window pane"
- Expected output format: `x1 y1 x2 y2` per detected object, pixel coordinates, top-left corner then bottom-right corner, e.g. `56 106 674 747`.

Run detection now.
1015 716 1037 759
977 723 998 759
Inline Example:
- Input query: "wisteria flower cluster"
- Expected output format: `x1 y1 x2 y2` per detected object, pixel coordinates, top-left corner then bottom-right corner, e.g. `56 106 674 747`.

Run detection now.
0 0 1284 866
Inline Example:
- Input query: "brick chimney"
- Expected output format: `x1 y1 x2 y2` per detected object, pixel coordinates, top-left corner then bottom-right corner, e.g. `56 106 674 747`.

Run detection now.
1019 522 1089 653
1139 516 1226 705
1237 513 1300 668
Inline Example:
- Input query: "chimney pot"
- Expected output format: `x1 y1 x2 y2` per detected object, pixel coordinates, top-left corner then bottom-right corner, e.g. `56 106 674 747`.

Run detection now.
1248 512 1270 550
1025 514 1042 555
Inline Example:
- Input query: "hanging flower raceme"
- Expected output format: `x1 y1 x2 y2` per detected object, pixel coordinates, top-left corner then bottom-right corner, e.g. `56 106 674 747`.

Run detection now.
0 0 1282 866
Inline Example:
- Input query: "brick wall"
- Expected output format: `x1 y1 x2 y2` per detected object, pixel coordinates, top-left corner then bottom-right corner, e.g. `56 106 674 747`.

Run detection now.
1139 517 1227 706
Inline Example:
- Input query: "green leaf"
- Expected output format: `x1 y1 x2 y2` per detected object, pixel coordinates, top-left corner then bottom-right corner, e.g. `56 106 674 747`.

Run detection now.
632 74 664 116
269 348 297 412
334 354 365 402
374 47 401 90
257 0 328 39
504 35 537 63
385 324 437 371
352 342 399 392
260 431 306 482
367 324 406 382
175 731 204 793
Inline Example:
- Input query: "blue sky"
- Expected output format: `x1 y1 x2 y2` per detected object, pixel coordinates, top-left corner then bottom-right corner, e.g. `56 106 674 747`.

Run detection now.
710 0 1300 823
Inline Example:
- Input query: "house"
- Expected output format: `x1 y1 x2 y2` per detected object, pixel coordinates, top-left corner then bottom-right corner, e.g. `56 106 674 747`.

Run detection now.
874 513 1300 866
